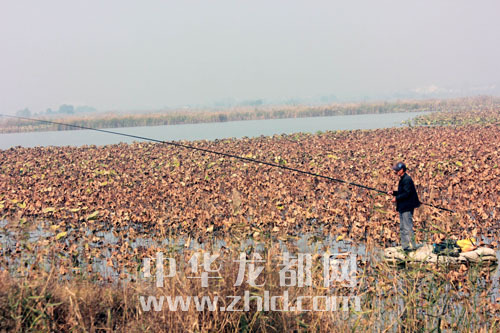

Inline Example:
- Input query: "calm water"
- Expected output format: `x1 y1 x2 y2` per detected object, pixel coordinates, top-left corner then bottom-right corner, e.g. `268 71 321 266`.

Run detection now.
0 112 427 149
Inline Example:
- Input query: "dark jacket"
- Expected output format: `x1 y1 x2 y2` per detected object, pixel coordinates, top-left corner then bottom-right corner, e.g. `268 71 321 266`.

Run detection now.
393 173 421 213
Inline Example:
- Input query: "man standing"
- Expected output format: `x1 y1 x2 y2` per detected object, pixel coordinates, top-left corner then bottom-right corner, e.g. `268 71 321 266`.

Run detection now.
388 162 421 252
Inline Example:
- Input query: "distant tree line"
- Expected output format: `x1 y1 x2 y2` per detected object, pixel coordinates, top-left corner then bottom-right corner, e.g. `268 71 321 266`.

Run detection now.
15 105 97 118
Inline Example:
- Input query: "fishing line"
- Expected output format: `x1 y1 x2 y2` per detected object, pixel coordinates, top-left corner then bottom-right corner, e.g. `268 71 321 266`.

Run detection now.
0 114 454 213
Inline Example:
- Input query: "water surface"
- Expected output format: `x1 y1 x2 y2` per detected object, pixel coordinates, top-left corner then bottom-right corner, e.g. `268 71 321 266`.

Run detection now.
0 112 427 149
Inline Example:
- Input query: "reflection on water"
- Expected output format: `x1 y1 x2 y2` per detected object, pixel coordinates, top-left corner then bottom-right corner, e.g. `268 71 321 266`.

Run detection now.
1 217 499 329
1 218 497 295
0 219 369 282
0 111 429 149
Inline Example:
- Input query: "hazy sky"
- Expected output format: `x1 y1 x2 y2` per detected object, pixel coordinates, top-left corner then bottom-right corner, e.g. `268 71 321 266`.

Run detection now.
1 0 499 113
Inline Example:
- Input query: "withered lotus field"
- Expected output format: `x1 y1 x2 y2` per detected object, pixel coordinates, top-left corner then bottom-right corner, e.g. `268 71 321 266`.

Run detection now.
1 118 500 331
1 123 499 246
410 103 500 126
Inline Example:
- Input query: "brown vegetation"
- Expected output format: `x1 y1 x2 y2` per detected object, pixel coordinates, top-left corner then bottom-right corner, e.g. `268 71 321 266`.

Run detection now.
1 123 499 244
1 105 500 331
1 243 498 332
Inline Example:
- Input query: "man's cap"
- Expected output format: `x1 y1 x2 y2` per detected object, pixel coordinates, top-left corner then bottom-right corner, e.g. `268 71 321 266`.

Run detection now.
392 162 406 172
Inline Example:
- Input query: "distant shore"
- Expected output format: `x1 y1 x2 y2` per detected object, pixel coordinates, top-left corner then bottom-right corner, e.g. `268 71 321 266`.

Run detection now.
2 96 497 134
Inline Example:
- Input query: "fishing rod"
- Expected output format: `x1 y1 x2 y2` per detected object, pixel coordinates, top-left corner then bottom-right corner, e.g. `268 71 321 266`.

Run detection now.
0 114 454 213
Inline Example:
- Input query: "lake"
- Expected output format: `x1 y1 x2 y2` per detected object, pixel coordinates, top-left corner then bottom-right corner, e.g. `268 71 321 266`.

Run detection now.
0 111 427 149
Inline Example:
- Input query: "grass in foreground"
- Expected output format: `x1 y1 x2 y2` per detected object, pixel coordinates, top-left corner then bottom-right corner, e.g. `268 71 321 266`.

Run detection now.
1 239 499 332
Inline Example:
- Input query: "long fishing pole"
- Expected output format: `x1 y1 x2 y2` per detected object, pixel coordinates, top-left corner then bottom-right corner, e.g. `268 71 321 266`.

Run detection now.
0 114 454 213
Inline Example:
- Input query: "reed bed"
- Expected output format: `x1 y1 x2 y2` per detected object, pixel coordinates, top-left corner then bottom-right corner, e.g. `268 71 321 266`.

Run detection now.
2 96 498 134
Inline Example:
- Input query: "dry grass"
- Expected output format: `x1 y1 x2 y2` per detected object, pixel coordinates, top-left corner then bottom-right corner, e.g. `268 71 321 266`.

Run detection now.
1 240 499 332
